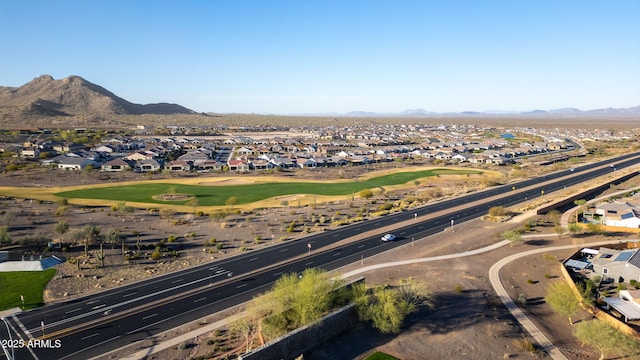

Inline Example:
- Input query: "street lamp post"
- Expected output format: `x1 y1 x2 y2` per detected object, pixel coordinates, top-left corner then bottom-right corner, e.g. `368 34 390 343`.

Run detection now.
450 219 454 232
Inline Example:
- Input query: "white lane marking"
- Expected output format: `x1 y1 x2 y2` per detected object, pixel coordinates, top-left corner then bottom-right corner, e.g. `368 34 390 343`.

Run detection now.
86 300 100 305
305 261 314 266
280 248 288 252
81 333 99 340
273 272 283 277
333 253 341 256
27 271 229 334
249 257 258 262
59 335 122 360
11 315 33 340
171 279 183 284
193 297 207 303
357 245 365 248
123 292 137 297
65 308 83 315
143 313 158 320
237 284 248 289
91 304 106 310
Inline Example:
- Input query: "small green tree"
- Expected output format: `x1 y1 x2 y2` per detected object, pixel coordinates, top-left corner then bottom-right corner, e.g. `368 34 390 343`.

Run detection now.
553 225 565 240
81 224 100 256
545 281 579 324
186 198 199 214
547 210 562 225
165 186 178 198
501 230 523 247
0 226 11 245
397 278 433 309
568 223 582 236
359 189 374 200
54 220 70 246
159 207 176 221
361 286 412 334
587 223 605 235
105 229 124 250
574 319 640 360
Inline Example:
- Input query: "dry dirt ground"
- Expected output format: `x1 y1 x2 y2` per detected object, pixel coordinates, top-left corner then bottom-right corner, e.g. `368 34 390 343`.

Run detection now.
1 164 639 360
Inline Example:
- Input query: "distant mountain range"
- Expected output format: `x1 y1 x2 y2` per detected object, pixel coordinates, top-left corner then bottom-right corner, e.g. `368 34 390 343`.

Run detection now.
0 75 195 120
1 75 638 124
303 105 640 117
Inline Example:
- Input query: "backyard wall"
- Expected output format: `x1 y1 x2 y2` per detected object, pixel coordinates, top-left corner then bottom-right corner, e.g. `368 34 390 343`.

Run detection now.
559 258 640 339
239 303 358 360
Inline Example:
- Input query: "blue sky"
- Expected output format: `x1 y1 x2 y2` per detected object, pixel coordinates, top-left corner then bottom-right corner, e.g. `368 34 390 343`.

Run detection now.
1 1 639 114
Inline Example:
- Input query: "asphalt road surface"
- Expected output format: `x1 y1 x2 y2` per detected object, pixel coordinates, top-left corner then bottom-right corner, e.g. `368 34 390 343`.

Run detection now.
2 152 639 360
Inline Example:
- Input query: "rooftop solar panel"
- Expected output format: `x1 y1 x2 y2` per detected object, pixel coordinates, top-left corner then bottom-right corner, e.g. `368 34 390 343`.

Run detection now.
615 251 634 262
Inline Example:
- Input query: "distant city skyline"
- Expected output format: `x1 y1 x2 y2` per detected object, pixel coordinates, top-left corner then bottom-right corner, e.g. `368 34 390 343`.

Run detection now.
1 1 639 114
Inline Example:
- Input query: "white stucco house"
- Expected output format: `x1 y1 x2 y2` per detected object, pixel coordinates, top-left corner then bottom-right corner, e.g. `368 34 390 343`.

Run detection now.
595 198 640 228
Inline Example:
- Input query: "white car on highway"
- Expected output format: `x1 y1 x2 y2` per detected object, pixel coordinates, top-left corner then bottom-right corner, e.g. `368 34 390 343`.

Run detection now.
381 233 396 242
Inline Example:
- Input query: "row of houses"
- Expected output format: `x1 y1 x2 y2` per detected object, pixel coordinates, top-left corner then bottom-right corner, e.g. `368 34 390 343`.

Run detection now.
1 128 575 173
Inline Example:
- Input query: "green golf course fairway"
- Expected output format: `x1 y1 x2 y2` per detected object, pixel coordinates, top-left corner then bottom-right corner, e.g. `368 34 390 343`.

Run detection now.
55 169 481 207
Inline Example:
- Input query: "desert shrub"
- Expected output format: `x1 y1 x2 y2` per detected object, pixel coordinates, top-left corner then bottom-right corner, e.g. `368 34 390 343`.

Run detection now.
488 206 508 217
517 293 527 305
454 285 463 293
512 338 537 354
151 251 161 260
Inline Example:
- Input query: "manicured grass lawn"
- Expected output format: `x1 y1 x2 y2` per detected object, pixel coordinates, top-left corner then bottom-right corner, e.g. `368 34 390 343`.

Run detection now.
55 169 480 206
365 352 400 360
0 269 57 311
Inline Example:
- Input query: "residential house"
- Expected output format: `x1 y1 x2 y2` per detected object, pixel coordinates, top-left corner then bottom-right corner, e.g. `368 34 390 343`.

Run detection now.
227 159 250 172
595 200 640 228
135 159 163 172
167 160 193 172
198 160 224 171
590 247 640 283
51 155 98 170
101 158 133 172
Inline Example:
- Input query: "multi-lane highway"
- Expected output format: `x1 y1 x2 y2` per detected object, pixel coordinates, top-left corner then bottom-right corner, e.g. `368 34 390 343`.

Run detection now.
2 152 639 359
